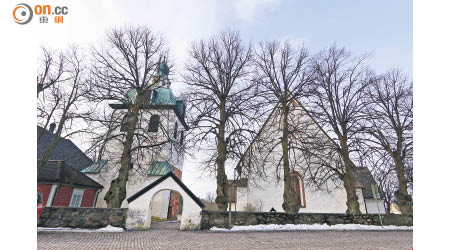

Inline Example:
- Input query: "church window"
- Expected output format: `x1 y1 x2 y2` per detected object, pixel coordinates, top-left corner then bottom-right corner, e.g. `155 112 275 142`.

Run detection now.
174 122 178 138
148 115 160 132
120 113 133 132
290 171 306 208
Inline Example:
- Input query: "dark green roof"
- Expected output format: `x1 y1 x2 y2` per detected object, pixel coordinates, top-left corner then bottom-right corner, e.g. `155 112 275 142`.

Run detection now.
151 88 177 106
110 87 176 107
146 161 171 176
109 87 189 130
81 160 107 174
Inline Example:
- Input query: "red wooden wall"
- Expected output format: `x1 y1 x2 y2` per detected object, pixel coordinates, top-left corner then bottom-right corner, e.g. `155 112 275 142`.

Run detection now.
52 186 73 206
38 184 98 207
37 184 52 205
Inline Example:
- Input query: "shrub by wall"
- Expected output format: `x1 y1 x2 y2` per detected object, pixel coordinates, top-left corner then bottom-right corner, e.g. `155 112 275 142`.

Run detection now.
200 210 413 229
38 207 128 229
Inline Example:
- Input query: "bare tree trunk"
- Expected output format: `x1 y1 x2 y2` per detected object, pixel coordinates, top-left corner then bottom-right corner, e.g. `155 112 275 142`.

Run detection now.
393 153 413 214
342 154 361 214
37 84 43 97
339 136 361 214
216 100 229 210
104 97 141 208
281 101 299 213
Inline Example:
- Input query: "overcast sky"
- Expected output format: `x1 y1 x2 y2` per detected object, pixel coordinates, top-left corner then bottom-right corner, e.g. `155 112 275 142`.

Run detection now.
35 0 412 199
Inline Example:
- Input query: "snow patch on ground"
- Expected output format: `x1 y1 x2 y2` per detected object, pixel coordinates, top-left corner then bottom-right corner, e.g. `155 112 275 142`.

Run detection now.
37 225 124 232
210 223 413 232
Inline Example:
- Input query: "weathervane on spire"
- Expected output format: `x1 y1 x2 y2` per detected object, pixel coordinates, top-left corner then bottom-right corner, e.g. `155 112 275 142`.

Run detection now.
156 55 170 87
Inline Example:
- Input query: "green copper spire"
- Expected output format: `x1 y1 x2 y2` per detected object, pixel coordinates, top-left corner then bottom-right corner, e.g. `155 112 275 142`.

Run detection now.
157 57 169 81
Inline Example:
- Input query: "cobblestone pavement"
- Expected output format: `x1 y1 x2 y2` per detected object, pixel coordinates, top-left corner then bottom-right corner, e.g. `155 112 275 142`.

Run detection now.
38 226 413 250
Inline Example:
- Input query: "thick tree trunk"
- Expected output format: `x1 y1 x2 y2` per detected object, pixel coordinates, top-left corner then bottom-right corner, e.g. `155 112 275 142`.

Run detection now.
340 147 362 214
37 84 43 97
393 153 413 214
281 101 300 213
216 100 228 210
104 96 141 208
38 111 67 168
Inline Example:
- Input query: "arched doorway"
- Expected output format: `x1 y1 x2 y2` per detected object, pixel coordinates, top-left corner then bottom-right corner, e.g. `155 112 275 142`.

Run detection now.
125 172 204 230
149 189 183 230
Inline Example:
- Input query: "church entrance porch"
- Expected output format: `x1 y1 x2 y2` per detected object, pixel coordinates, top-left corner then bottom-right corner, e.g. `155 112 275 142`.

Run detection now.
125 172 205 230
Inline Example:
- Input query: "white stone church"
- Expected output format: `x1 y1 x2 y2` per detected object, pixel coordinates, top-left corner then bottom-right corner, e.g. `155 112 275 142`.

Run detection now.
81 60 385 223
82 60 188 221
229 99 386 214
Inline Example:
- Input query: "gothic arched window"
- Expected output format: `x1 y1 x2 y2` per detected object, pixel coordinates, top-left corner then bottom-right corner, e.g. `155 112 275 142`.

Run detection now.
173 122 178 138
120 113 133 132
148 115 160 132
180 131 184 145
290 171 306 208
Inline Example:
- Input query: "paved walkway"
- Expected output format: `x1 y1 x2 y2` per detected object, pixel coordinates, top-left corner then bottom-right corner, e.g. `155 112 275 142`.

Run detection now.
37 228 412 250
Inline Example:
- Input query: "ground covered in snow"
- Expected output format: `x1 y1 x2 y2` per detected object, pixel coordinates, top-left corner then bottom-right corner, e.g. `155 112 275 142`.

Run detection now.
37 225 124 232
210 223 413 232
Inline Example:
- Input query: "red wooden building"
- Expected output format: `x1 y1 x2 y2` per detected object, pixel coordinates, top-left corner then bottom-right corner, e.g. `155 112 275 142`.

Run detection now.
37 160 103 207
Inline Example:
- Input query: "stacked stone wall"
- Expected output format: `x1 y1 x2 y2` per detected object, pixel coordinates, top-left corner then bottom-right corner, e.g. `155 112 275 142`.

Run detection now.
200 210 413 229
39 207 128 229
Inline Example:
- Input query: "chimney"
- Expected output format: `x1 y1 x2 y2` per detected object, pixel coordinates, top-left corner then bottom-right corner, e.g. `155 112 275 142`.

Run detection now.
49 123 56 134
56 161 63 181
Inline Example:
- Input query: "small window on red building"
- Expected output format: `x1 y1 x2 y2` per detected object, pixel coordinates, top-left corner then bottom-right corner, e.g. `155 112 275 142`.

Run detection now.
69 189 84 207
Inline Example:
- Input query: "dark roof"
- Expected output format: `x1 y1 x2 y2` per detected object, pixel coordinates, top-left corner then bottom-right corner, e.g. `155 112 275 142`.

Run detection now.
227 178 248 187
353 167 384 199
38 160 103 189
127 171 205 208
37 126 93 171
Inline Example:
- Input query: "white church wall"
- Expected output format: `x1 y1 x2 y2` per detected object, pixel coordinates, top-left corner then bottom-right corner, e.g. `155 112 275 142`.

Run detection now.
236 187 248 211
92 102 185 210
237 101 360 214
356 188 367 214
245 180 349 213
365 199 386 214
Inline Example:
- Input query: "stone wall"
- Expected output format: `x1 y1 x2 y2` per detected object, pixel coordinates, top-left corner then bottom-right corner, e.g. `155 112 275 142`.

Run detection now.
39 207 128 229
200 210 413 229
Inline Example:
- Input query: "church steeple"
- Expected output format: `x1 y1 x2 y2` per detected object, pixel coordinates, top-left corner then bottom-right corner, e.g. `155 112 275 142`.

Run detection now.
155 57 170 88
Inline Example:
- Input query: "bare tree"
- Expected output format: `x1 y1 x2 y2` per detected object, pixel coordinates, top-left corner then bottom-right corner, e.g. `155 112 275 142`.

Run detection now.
362 69 413 214
248 41 315 213
37 46 91 168
89 26 171 208
201 192 218 210
37 46 66 97
307 45 373 214
182 30 260 210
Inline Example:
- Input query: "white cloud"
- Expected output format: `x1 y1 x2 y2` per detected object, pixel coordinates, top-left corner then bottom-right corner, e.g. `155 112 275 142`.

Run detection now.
233 0 281 22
